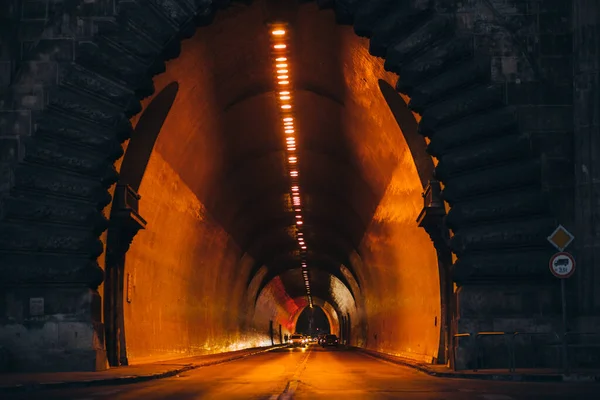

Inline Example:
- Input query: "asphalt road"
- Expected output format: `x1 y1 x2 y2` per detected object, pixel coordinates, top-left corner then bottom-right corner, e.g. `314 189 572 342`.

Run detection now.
4 346 598 399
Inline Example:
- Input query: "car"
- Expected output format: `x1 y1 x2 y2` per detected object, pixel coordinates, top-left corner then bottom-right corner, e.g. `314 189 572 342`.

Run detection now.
322 334 339 347
317 333 327 345
289 334 307 347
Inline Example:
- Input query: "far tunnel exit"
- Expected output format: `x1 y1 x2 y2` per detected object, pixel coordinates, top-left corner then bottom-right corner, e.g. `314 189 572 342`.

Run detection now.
295 306 330 336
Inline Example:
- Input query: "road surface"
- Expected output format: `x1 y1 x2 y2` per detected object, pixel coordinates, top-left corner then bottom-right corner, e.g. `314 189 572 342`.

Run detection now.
4 346 597 399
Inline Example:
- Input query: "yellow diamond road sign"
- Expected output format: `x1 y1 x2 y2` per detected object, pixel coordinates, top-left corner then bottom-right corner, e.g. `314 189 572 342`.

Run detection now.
547 225 575 251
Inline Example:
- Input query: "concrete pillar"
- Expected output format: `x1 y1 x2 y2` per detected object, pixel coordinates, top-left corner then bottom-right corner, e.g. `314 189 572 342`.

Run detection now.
417 180 453 365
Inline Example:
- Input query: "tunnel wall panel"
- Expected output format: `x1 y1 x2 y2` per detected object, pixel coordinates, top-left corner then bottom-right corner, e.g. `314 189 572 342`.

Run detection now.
123 150 272 363
336 29 441 362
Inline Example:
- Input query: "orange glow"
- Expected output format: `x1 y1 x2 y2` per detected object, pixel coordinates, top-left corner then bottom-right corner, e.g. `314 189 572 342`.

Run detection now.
280 91 290 95
273 44 286 49
280 96 291 101
281 104 291 109
277 75 289 80
295 215 302 219
290 171 298 176
278 81 289 85
288 156 297 162
284 121 293 125
297 221 304 226
285 129 294 134
277 69 288 74
301 245 307 249
286 137 295 142
276 57 287 62
276 64 288 68
271 29 286 36
283 117 293 122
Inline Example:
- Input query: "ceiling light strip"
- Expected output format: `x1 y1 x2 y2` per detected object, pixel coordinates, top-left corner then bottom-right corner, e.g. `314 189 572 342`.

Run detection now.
270 25 312 308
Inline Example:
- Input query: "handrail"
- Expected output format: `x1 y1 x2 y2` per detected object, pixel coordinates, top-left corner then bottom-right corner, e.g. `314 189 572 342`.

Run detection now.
453 333 471 338
473 332 512 372
451 333 471 370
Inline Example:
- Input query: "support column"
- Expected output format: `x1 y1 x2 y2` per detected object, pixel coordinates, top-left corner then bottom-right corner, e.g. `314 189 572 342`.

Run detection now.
104 184 146 367
417 180 453 365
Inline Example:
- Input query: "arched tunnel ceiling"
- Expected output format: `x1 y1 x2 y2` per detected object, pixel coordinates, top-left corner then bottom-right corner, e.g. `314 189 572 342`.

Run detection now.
161 0 406 298
261 268 356 314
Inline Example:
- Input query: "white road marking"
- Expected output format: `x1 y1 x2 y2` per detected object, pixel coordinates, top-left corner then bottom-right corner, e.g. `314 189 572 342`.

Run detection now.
275 347 312 399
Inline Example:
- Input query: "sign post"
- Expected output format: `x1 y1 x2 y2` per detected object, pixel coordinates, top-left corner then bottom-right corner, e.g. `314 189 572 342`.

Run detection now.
547 225 576 374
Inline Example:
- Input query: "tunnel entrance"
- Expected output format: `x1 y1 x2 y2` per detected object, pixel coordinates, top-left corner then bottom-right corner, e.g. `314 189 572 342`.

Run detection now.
101 0 447 367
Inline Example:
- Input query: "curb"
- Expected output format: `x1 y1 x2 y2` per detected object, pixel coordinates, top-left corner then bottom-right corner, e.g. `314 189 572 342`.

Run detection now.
355 348 600 383
0 345 287 394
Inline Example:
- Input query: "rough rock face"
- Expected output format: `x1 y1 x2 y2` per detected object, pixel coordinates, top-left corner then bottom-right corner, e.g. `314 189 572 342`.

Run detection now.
0 0 597 372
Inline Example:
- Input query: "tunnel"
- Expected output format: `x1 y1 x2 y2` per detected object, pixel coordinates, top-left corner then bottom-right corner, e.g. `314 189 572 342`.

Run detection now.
104 0 443 366
0 0 588 374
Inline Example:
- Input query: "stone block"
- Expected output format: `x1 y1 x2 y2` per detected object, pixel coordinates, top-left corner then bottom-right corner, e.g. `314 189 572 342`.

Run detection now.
456 284 558 318
21 0 48 20
21 39 74 62
538 12 571 34
10 84 45 110
517 105 574 132
79 0 116 18
0 286 107 372
0 137 19 163
538 56 573 83
539 33 573 56
0 110 31 136
0 322 107 371
506 81 573 106
58 321 103 350
0 62 11 87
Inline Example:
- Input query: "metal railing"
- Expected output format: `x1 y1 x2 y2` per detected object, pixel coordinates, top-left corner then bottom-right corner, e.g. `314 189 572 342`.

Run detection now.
509 332 560 372
473 332 512 372
452 330 600 373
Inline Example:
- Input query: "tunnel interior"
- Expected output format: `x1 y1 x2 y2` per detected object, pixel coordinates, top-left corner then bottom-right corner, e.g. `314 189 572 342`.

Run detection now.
104 0 442 365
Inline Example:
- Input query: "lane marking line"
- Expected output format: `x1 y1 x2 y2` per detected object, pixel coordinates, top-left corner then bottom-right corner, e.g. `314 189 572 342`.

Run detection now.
276 347 312 399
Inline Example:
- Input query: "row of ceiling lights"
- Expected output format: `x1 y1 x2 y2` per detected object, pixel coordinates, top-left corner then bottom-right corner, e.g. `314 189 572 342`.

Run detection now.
270 25 313 308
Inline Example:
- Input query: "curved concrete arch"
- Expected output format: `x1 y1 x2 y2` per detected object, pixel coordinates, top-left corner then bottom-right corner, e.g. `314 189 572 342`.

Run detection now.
254 262 355 305
378 79 433 189
289 297 339 335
